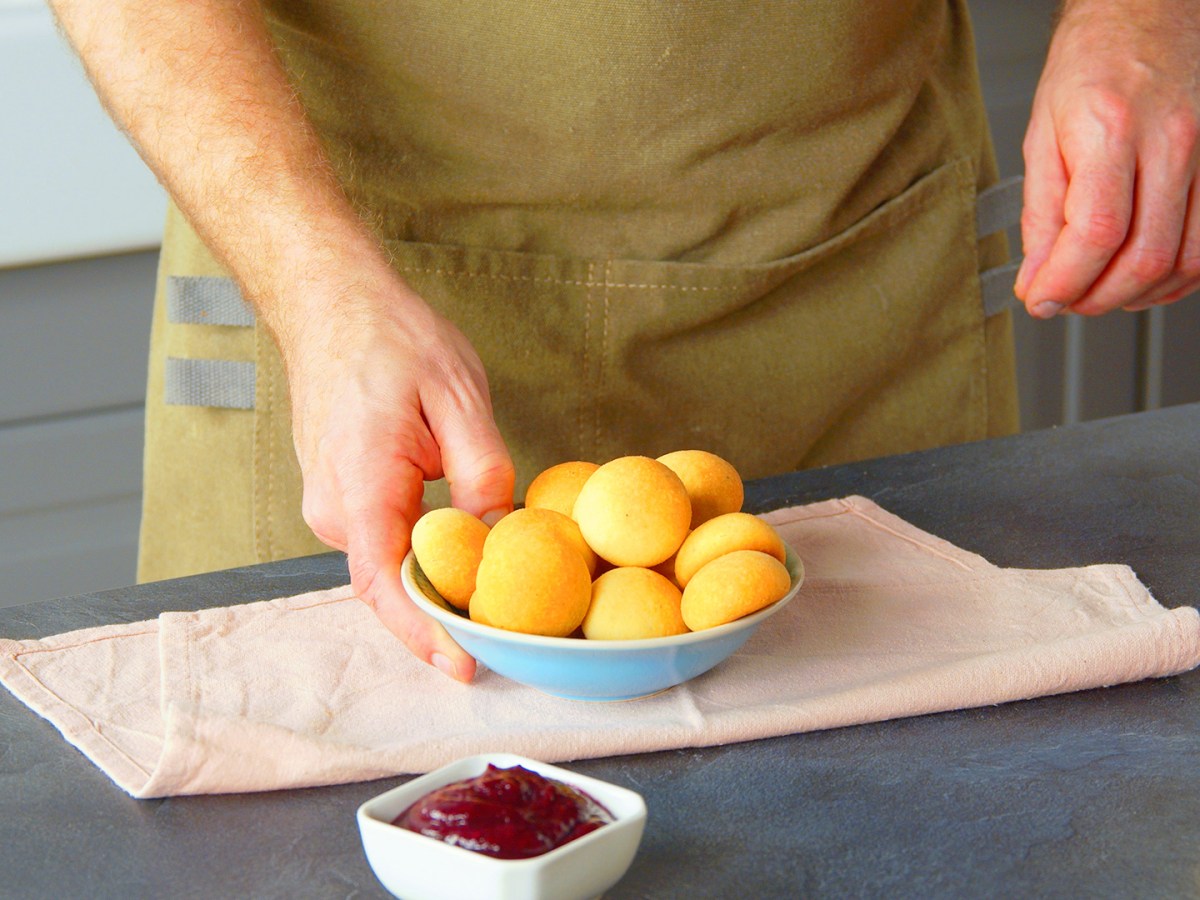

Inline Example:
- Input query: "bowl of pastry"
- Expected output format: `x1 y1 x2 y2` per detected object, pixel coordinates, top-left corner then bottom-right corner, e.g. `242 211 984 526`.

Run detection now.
402 451 805 701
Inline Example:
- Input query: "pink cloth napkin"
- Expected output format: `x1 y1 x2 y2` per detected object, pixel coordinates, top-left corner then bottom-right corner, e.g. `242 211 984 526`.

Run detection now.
3 496 1198 799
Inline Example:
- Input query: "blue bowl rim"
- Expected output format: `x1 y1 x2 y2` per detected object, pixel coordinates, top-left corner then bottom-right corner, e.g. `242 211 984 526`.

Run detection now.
402 545 804 652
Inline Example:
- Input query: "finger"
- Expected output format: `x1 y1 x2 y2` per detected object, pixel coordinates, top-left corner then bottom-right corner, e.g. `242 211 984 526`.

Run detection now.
1124 277 1200 310
299 421 433 552
1070 141 1192 315
440 419 515 523
1023 142 1136 315
345 462 477 682
423 373 515 522
1122 178 1200 309
1161 278 1200 304
1017 114 1069 313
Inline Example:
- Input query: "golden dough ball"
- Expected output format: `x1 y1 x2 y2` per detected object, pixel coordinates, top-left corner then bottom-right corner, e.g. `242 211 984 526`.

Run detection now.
656 449 745 529
410 507 490 611
469 513 592 637
582 567 689 640
571 455 692 568
470 597 494 628
487 506 598 576
674 512 787 588
680 550 792 631
525 460 600 518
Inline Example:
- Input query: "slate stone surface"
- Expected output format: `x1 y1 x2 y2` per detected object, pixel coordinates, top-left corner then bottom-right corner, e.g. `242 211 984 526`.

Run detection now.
3 405 1198 899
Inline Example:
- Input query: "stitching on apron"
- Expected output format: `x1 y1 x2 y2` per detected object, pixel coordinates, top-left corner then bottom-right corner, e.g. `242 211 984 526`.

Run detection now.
598 260 612 457
390 166 1010 302
978 241 994 437
266 332 277 561
394 266 750 292
252 326 272 562
253 329 264 561
581 261 595 459
961 164 991 444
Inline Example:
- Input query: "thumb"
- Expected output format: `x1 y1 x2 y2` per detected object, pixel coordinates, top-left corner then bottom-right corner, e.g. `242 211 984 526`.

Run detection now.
1017 115 1068 311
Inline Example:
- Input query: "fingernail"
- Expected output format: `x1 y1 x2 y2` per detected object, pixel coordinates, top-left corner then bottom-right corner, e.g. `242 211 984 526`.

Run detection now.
431 652 459 680
481 508 508 527
1032 301 1065 319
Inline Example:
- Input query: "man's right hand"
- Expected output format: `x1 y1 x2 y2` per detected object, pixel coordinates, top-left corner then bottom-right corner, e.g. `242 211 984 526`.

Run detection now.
286 271 514 683
48 0 514 678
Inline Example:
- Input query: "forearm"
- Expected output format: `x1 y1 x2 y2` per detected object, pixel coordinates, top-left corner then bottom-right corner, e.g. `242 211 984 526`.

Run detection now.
47 0 406 350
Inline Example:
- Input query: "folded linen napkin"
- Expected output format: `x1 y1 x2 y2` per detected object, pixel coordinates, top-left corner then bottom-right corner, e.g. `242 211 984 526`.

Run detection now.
3 496 1198 799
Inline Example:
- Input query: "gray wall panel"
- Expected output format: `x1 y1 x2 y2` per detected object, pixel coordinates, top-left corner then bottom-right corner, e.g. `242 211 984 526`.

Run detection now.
0 498 141 609
0 251 156 423
0 408 143 517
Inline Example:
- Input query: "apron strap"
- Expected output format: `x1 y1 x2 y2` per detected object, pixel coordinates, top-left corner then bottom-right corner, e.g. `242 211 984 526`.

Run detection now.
980 259 1023 318
975 175 1024 239
167 276 255 326
975 174 1025 317
164 276 256 408
165 358 256 409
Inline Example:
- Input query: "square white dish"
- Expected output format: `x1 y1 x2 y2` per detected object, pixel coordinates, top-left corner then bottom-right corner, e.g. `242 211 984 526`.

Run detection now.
357 752 647 900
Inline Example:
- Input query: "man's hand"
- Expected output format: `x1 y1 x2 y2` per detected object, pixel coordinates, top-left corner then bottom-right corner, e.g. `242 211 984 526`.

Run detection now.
1016 0 1200 318
288 272 514 683
49 0 514 677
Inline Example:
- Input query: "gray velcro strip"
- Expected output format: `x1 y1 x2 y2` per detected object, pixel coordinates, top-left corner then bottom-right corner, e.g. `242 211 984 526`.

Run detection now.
980 259 1023 318
165 358 256 409
976 175 1024 238
167 276 254 327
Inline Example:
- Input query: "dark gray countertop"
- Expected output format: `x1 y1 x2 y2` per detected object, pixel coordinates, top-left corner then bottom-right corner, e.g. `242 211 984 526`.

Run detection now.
3 405 1199 899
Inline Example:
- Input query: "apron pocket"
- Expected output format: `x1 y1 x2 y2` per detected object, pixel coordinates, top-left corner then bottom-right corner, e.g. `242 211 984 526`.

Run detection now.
384 155 988 487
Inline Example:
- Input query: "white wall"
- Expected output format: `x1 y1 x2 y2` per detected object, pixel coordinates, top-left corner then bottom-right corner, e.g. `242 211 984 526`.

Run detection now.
0 0 166 265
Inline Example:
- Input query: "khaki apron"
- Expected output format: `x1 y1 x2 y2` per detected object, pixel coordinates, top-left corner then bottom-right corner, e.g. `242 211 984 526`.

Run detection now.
138 0 1019 582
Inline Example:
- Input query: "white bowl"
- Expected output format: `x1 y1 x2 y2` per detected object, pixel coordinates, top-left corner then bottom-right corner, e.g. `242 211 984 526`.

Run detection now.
357 753 647 900
402 546 804 701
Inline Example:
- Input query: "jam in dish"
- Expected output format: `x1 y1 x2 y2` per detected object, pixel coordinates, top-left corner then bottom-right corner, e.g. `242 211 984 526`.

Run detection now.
393 764 614 859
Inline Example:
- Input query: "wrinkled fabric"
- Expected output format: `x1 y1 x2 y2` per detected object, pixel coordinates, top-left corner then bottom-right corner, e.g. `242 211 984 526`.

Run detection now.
6 497 1195 799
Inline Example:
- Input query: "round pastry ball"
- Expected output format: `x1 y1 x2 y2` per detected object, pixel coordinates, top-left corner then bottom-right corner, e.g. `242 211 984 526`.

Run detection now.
571 456 692 568
674 512 787 588
524 460 600 518
469 513 592 637
410 507 490 610
487 506 598 576
582 567 688 640
657 449 745 529
680 550 792 631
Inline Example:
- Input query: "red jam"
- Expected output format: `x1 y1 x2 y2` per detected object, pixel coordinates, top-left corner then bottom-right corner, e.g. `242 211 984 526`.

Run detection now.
393 764 614 859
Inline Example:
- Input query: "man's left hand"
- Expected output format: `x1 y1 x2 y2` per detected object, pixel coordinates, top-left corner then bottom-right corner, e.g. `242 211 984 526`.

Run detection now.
1016 0 1200 318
